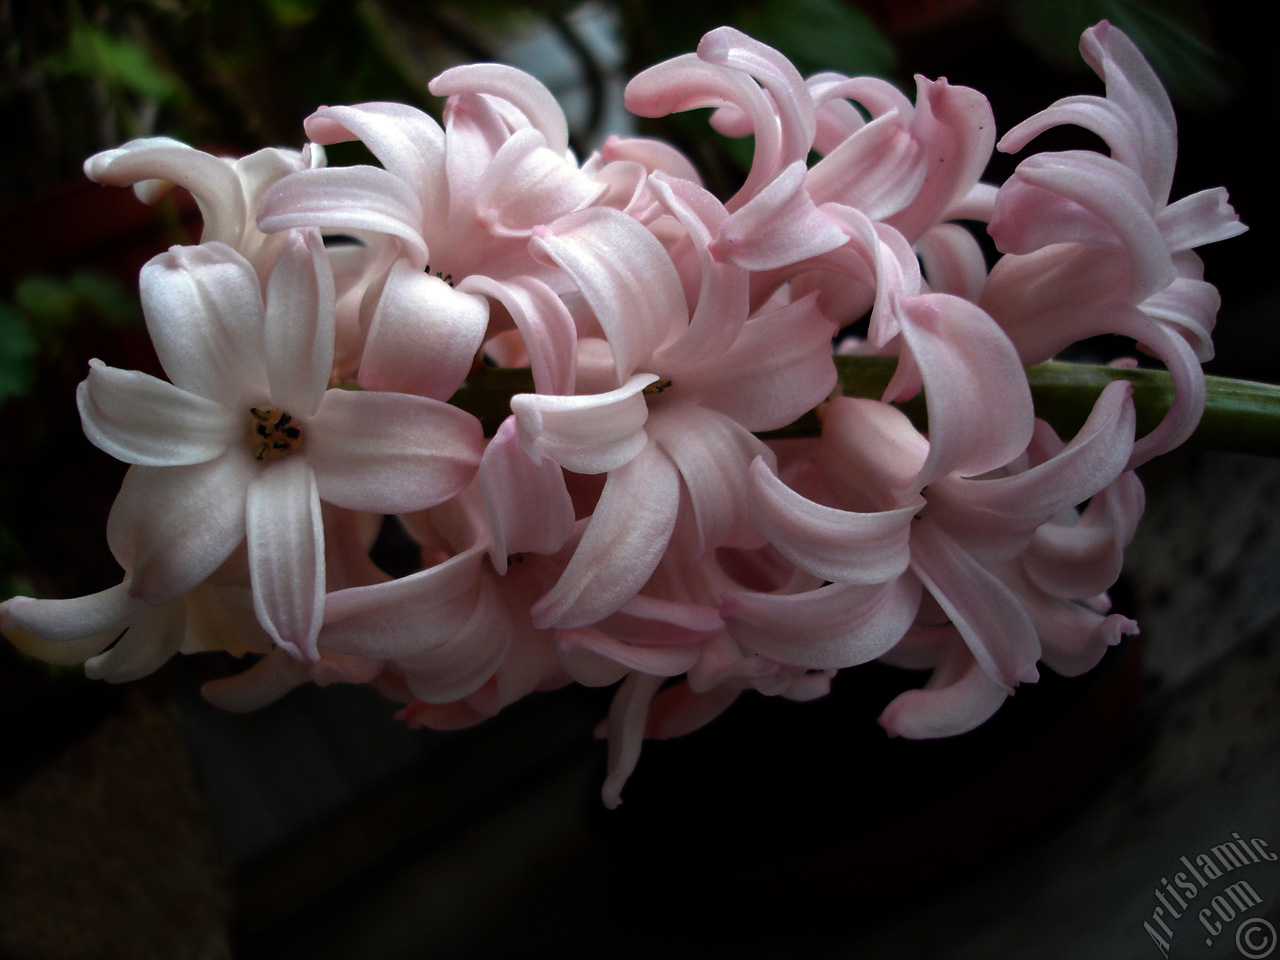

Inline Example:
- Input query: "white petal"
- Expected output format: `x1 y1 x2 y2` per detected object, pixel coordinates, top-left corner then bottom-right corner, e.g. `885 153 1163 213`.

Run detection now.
107 453 255 605
77 360 237 466
139 243 269 405
0 584 141 664
247 458 325 662
265 229 336 415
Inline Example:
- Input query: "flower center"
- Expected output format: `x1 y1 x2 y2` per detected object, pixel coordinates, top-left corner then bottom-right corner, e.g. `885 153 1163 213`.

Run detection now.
249 406 303 461
643 379 673 396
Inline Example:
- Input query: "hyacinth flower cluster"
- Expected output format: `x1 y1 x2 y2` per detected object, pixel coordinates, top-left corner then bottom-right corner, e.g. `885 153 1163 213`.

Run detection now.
1 22 1244 807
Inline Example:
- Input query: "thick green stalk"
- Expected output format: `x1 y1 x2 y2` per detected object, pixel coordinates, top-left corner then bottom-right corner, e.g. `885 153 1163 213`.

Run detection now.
449 360 1280 458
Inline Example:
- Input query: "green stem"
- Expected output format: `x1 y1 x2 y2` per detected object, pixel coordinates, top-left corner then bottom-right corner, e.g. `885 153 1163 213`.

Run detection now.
450 360 1280 458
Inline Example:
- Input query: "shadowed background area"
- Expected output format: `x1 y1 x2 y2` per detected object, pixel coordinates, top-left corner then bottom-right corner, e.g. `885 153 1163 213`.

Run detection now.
1 2 1275 957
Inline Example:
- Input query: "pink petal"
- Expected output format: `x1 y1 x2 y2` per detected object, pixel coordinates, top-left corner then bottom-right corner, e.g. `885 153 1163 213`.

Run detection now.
304 103 447 222
626 54 782 208
530 208 686 383
459 274 576 396
258 166 429 269
509 373 655 475
1024 470 1144 600
685 293 838 431
886 77 996 243
307 388 483 514
557 629 701 687
819 397 929 511
430 63 571 156
83 602 186 682
77 360 238 466
722 575 921 670
360 263 488 401
478 417 576 573
107 453 255 606
201 648 313 711
910 518 1038 687
649 407 773 553
476 128 606 237
878 634 1010 738
600 672 664 808
246 457 325 662
139 243 269 406
647 173 750 369
897 294 1034 487
1157 188 1247 252
916 223 988 301
929 380 1134 539
745 456 916 584
531 443 681 629
713 161 847 270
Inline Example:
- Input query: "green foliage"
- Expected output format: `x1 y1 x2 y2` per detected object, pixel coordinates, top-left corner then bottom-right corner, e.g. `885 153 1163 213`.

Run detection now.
50 23 188 103
995 0 1232 108
736 0 896 80
0 305 38 404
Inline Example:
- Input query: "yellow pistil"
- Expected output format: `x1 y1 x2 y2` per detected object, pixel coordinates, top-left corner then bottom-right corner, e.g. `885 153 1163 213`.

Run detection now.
643 379 673 396
249 406 303 461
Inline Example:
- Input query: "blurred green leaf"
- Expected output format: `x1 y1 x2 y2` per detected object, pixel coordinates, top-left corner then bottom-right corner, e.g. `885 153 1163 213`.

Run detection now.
996 0 1232 109
51 23 187 102
0 305 37 403
736 0 897 80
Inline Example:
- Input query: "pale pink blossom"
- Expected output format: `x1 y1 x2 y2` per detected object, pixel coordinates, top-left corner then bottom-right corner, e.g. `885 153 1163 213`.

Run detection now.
982 21 1245 466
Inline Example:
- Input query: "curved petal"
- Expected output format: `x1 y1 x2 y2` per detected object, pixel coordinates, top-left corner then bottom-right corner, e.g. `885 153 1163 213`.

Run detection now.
304 102 447 221
478 417 576 573
307 388 484 514
557 629 701 687
713 160 847 270
200 648 312 711
258 166 429 269
910 518 1038 687
77 360 237 466
360 263 488 401
878 635 1010 738
650 407 773 553
107 453 255 606
139 242 269 406
929 380 1134 538
0 584 141 664
600 672 664 808
430 63 570 156
897 293 1034 487
84 138 246 247
745 457 916 584
247 457 325 662
722 575 921 670
530 208 686 383
686 292 837 431
531 443 681 629
83 602 186 682
510 373 655 475
476 128 606 237
460 274 576 396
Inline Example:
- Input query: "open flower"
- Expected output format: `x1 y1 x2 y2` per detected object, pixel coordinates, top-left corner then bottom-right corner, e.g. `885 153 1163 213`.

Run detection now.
76 233 484 661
